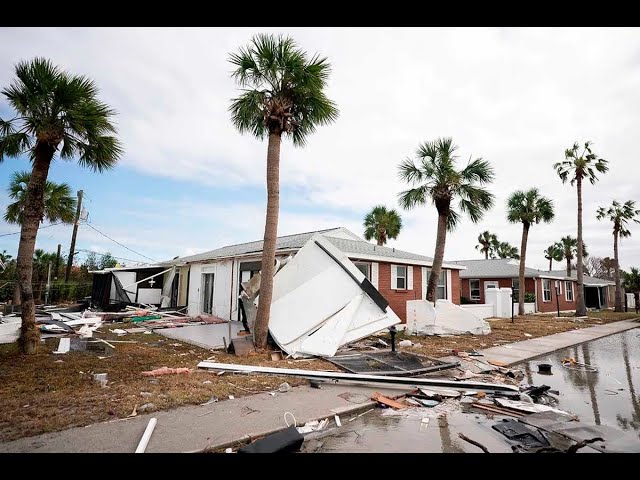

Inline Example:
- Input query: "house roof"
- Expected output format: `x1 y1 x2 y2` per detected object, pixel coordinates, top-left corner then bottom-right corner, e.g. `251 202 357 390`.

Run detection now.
452 258 543 279
163 227 464 269
548 269 615 286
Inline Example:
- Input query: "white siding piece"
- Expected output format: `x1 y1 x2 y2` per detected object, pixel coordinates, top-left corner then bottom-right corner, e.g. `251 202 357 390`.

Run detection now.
407 266 414 290
371 262 379 289
422 267 427 300
446 269 452 301
391 265 398 289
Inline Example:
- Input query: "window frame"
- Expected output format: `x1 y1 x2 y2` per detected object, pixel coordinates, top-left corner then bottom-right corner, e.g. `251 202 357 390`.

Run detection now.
565 281 574 302
542 279 552 302
395 265 407 290
469 279 481 301
353 262 371 280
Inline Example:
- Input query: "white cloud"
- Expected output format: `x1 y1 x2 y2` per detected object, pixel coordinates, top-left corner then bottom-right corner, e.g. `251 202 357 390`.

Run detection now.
1 27 640 270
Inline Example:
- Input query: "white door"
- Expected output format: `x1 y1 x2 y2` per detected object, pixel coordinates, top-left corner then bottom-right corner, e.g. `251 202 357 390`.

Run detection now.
202 273 215 314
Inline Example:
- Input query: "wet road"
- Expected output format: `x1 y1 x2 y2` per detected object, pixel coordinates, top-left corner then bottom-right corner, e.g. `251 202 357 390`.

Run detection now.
301 327 640 452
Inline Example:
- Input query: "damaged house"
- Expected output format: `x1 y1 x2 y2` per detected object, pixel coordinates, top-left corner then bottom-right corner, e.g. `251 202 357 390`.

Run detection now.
159 227 465 325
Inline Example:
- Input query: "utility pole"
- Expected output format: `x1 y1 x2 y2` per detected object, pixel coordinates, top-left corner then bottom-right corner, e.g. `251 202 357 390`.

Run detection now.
65 190 83 283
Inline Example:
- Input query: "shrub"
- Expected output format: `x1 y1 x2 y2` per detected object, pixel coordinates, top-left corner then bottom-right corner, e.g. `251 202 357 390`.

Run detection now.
524 292 536 303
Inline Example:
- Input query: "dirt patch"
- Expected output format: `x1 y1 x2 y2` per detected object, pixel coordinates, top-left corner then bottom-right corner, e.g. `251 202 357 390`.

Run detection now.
0 322 336 442
383 312 638 358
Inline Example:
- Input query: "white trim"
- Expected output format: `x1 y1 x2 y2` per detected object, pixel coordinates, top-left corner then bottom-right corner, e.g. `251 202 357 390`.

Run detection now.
469 279 481 301
421 267 427 300
407 266 414 290
446 269 452 301
371 262 379 289
542 279 552 302
340 252 465 269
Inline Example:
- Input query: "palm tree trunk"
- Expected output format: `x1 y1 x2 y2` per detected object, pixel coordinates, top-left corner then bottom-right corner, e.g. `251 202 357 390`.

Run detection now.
484 250 488 260
17 142 54 354
254 132 281 350
13 283 20 307
613 230 623 312
518 223 529 316
566 256 571 277
427 207 448 304
549 257 552 271
575 176 587 316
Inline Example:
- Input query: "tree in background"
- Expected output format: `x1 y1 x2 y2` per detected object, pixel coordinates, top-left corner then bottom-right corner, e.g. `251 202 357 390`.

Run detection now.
560 235 588 277
229 34 338 349
476 230 497 259
4 171 77 306
554 141 608 316
623 268 640 311
399 137 494 303
507 188 555 315
544 242 564 271
0 58 122 353
32 249 57 301
363 205 403 246
494 241 520 259
596 200 640 312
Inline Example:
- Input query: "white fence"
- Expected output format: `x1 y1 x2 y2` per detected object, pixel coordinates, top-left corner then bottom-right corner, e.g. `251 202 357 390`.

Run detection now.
460 287 537 319
460 303 494 320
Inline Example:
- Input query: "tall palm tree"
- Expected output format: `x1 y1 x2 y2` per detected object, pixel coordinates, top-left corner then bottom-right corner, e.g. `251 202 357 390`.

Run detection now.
363 205 402 246
398 137 494 303
507 188 555 315
596 200 640 312
559 235 588 277
544 242 564 271
229 34 339 349
0 58 122 354
554 141 608 316
495 241 520 259
475 230 497 259
4 171 76 225
623 267 640 312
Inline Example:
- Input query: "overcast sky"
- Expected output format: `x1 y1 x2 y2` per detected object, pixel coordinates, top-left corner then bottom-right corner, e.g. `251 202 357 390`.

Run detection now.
1 27 639 271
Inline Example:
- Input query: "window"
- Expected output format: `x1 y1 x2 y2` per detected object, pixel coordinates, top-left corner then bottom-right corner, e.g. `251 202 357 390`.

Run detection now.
395 265 407 289
512 278 520 300
469 279 480 300
565 281 574 302
426 269 447 299
543 279 551 302
202 273 215 314
354 262 371 280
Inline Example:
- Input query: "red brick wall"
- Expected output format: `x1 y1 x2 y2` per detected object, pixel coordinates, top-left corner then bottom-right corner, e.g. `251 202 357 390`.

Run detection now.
377 262 422 323
450 269 461 305
536 278 578 313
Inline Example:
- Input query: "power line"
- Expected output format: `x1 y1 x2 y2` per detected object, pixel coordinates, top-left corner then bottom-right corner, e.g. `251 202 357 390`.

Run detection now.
82 223 158 263
0 222 66 238
75 248 153 265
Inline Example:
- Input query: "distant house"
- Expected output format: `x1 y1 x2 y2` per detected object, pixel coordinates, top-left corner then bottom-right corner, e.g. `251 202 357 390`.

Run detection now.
162 227 464 323
451 258 615 313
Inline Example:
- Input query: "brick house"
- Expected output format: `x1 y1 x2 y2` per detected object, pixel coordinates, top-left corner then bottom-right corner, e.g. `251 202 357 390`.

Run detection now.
451 258 614 313
164 227 464 324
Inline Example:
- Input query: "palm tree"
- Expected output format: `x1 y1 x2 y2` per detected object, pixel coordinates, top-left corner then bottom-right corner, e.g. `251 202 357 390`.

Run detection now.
623 267 640 312
596 200 640 312
363 205 402 246
554 141 608 316
495 241 520 259
560 235 588 277
544 242 564 271
229 34 339 349
0 58 122 354
398 137 494 303
4 171 76 225
507 188 555 315
475 231 497 259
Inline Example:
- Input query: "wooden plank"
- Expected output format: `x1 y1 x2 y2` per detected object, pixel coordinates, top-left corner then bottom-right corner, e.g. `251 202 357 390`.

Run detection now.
487 359 509 367
371 391 407 410
470 403 524 418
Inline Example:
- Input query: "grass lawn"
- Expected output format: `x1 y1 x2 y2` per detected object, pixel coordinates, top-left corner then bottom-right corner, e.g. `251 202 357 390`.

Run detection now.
0 323 335 443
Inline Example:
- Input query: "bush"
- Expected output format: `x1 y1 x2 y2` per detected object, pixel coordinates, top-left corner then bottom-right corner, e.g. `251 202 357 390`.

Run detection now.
460 296 475 304
524 292 536 303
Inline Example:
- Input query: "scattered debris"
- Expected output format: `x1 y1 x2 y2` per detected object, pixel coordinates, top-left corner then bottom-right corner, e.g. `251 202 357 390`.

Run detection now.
93 373 108 388
138 403 156 413
110 329 127 335
135 417 157 453
142 367 190 377
398 340 413 347
334 415 342 427
458 432 490 453
53 337 71 354
270 351 284 361
128 405 138 417
278 382 291 393
371 392 407 410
